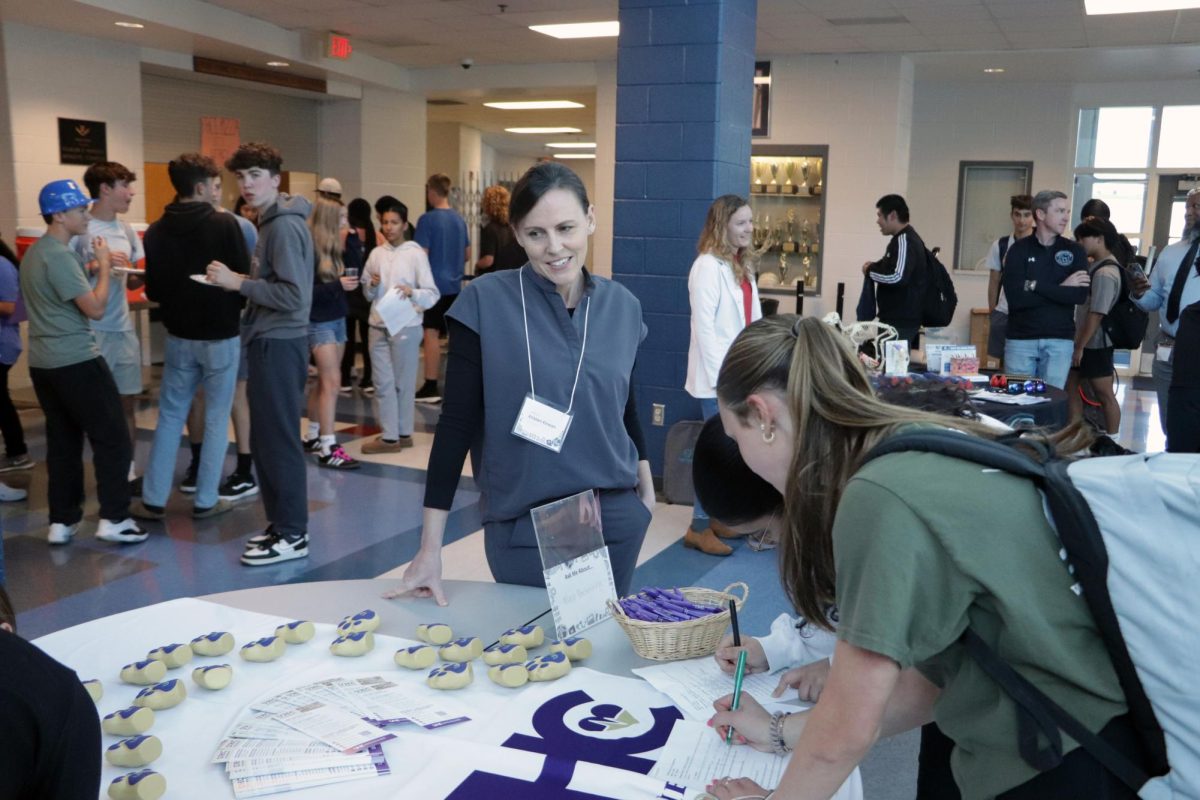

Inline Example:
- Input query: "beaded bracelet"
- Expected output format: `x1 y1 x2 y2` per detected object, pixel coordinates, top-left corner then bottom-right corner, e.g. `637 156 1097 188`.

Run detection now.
769 711 794 755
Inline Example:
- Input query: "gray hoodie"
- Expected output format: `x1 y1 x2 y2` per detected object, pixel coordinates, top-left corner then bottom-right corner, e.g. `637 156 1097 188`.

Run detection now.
239 193 314 342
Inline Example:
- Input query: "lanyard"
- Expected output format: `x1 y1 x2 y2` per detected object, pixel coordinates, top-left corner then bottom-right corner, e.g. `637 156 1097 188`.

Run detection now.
519 268 590 415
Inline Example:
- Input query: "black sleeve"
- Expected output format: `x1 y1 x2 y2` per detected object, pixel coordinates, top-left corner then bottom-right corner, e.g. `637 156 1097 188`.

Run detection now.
39 678 101 799
624 371 647 461
423 317 483 510
479 224 498 258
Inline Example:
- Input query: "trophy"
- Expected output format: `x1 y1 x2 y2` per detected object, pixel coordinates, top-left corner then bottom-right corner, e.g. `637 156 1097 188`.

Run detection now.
800 158 809 191
767 163 780 193
778 250 790 284
784 161 796 193
782 210 797 253
803 256 817 290
752 161 764 192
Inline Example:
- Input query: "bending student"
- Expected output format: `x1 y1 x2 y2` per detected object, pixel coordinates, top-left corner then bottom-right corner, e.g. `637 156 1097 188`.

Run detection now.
386 162 655 604
705 315 1142 800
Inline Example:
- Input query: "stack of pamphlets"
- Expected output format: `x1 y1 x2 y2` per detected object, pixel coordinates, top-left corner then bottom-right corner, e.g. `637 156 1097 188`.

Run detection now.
214 674 471 797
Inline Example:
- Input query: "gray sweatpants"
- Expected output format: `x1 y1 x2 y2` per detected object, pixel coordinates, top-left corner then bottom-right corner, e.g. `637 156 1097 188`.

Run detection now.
368 325 421 439
246 336 308 537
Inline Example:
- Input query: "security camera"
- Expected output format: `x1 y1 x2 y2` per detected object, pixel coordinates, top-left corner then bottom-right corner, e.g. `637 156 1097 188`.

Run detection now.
461 57 474 70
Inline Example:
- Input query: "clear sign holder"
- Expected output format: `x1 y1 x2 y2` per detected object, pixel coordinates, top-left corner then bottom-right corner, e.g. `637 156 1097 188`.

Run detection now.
530 490 618 639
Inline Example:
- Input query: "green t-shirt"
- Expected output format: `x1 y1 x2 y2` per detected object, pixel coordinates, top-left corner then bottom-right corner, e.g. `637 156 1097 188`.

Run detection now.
833 449 1127 800
19 235 98 369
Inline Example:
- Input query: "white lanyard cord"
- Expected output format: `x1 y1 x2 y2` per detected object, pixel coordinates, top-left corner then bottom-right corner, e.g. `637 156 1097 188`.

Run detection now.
519 268 590 415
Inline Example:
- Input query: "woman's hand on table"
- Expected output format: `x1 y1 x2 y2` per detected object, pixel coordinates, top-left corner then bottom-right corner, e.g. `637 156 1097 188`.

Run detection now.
715 635 769 675
705 776 771 800
381 548 448 606
709 693 773 753
774 658 831 702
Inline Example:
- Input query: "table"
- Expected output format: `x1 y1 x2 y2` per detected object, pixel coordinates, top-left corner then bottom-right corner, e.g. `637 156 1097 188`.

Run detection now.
971 385 1069 429
33 579 690 799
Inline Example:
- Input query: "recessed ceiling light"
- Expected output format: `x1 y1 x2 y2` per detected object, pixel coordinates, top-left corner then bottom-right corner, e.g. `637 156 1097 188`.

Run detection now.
505 127 582 134
266 61 290 67
983 67 1005 74
485 101 585 110
546 142 597 149
1086 0 1200 13
555 153 596 160
114 21 144 29
529 21 619 39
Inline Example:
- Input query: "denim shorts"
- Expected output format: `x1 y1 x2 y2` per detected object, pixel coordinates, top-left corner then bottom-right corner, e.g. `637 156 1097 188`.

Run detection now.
308 318 347 348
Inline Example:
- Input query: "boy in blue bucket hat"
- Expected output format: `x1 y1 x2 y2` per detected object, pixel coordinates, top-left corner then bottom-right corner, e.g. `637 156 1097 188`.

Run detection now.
20 179 145 546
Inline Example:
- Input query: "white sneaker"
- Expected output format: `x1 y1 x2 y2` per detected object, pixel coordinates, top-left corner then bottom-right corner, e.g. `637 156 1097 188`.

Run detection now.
47 522 79 546
96 518 148 544
0 483 27 502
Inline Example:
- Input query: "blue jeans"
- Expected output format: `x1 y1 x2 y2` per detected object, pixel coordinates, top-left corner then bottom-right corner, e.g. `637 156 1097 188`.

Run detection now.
692 397 720 524
144 336 240 509
1003 338 1074 390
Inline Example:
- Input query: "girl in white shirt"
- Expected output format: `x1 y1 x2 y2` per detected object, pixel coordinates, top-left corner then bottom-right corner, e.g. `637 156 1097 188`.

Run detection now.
683 195 761 556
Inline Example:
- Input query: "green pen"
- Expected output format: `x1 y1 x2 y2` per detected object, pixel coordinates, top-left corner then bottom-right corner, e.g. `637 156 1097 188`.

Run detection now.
727 649 747 744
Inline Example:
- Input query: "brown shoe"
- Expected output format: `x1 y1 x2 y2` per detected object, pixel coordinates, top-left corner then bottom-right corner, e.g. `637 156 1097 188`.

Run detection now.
361 436 404 455
683 527 733 556
711 519 742 539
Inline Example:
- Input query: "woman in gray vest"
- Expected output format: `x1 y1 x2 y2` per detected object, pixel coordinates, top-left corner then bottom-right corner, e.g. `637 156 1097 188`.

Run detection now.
386 162 655 605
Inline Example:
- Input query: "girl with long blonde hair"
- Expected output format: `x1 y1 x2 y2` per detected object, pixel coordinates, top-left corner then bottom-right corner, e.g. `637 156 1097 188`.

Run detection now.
705 315 1137 800
683 194 760 555
304 196 360 468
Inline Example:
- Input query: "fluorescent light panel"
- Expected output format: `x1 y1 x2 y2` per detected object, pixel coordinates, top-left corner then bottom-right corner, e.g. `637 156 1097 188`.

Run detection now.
983 68 1005 73
555 154 596 160
1085 0 1200 13
546 142 596 149
114 21 144 28
267 61 290 67
485 101 584 110
505 127 582 134
529 21 619 39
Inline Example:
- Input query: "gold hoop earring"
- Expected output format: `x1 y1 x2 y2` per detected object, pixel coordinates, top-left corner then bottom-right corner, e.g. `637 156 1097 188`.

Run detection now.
760 423 775 444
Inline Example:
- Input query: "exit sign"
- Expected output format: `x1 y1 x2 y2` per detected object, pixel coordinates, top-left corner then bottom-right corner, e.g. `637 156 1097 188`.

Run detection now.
327 33 352 60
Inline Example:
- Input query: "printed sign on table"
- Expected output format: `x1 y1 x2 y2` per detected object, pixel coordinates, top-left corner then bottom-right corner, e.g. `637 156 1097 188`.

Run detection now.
531 490 617 639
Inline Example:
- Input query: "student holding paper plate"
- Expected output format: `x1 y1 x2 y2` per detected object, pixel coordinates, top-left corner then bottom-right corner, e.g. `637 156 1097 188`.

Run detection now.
360 201 439 455
386 162 654 604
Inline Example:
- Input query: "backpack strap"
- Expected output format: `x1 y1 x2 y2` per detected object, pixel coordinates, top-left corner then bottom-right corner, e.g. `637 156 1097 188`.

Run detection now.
863 430 1168 783
961 629 1150 790
998 235 1010 269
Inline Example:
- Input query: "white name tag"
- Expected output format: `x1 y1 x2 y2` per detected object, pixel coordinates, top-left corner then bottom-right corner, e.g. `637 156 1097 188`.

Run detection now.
1157 344 1173 363
512 394 574 453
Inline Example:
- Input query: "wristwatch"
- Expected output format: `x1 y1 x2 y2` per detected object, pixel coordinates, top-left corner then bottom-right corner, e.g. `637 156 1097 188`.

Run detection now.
769 711 793 755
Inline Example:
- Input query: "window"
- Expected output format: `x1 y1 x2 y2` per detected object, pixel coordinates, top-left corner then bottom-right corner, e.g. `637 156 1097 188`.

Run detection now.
1156 105 1200 169
1075 107 1153 169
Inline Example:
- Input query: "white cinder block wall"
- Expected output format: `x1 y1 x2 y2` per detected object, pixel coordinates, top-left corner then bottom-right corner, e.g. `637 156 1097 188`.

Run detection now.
357 85 427 223
0 23 145 233
142 73 321 174
756 54 915 322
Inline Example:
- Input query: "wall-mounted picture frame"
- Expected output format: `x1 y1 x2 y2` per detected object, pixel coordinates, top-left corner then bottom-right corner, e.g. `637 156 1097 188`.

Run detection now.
953 160 1034 272
752 61 771 138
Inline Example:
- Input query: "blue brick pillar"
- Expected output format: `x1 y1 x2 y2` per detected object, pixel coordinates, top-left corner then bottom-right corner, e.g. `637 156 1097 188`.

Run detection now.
613 0 757 479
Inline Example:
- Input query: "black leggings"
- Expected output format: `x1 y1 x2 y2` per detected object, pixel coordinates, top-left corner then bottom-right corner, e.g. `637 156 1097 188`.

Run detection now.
340 315 371 386
0 361 26 457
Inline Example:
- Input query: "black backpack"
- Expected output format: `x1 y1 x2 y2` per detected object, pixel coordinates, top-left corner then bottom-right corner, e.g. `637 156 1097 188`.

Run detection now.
1101 260 1150 350
921 247 958 327
863 430 1170 793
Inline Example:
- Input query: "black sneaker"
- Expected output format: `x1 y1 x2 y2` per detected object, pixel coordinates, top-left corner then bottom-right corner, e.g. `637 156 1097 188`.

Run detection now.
414 383 442 404
317 445 360 470
360 383 375 396
219 473 259 501
241 532 308 566
246 524 276 548
302 437 322 453
180 464 198 494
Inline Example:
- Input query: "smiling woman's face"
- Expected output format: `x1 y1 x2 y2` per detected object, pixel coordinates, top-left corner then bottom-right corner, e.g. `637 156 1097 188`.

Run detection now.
513 187 594 291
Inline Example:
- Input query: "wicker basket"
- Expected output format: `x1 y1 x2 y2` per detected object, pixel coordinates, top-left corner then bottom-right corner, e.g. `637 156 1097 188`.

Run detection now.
608 582 749 662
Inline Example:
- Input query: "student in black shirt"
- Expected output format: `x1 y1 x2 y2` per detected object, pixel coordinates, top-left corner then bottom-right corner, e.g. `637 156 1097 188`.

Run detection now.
863 194 928 350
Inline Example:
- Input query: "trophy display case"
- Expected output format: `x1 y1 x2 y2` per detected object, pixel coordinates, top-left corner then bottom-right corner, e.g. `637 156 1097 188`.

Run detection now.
748 145 828 298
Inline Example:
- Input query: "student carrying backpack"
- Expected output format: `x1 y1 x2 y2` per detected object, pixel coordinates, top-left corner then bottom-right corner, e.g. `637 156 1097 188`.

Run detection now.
922 246 958 328
865 429 1197 799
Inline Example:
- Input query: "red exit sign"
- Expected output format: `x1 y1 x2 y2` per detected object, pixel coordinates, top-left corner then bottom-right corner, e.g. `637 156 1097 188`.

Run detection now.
327 33 352 60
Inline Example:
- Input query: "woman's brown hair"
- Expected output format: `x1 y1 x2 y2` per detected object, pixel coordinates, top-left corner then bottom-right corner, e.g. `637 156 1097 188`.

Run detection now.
308 196 344 282
481 185 510 226
717 315 1090 629
696 194 755 283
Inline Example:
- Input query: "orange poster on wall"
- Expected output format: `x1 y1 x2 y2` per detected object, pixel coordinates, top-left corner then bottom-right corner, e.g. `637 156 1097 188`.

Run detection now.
200 117 240 168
